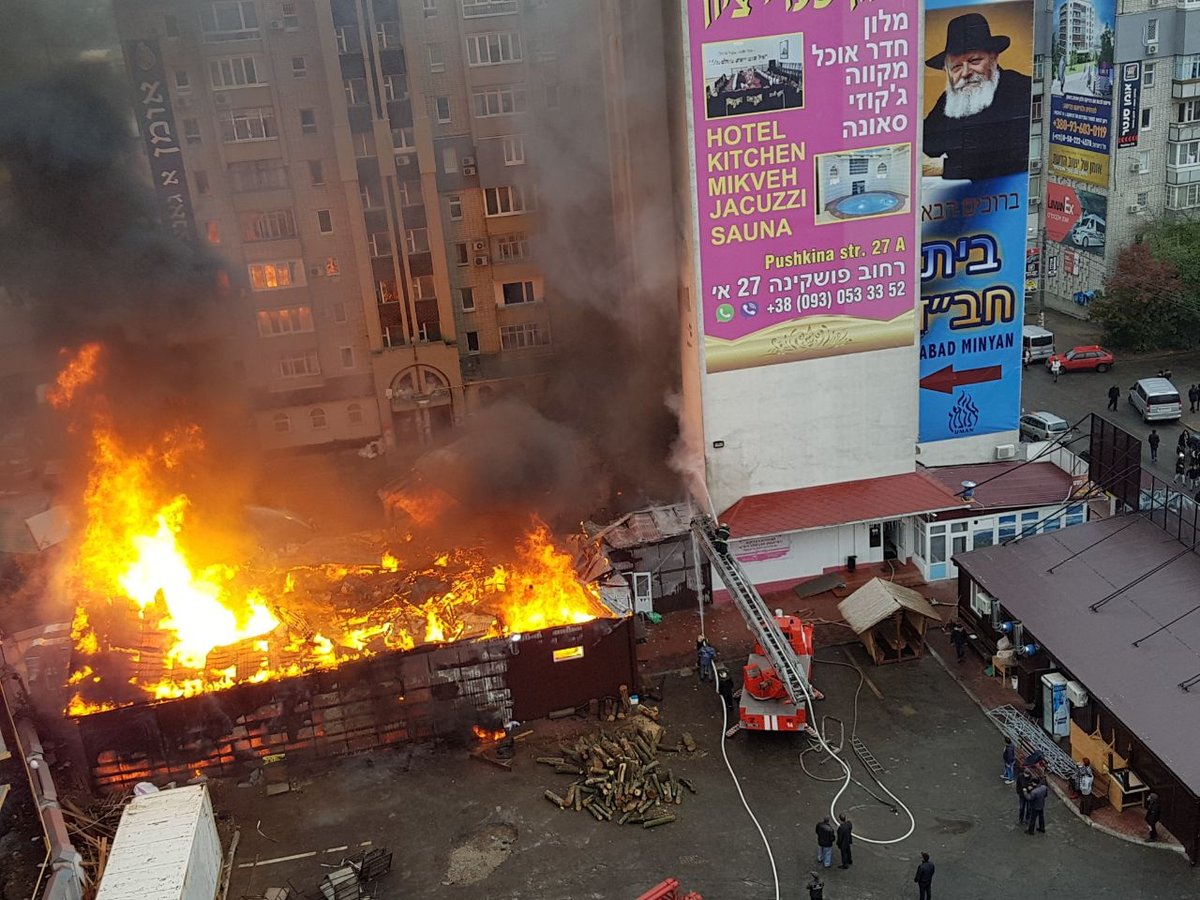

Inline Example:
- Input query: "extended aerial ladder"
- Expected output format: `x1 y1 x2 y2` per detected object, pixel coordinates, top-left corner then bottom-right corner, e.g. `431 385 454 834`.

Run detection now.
691 515 819 732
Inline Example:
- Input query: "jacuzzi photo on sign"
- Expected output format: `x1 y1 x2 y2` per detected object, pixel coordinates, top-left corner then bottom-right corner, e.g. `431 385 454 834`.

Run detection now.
918 0 1033 442
685 0 920 374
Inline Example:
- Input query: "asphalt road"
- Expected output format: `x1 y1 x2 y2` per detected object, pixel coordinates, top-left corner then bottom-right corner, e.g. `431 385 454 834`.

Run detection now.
1022 310 1200 479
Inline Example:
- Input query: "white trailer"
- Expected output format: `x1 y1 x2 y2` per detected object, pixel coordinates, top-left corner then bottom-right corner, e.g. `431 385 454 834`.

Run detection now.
97 785 222 900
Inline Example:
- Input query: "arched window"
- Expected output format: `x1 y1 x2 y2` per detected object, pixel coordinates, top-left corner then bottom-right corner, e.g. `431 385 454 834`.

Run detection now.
347 402 363 424
272 413 290 433
876 162 888 179
310 408 327 429
829 165 840 185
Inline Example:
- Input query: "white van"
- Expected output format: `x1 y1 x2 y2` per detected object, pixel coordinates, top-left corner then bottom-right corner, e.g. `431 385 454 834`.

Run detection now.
1128 377 1183 422
1022 326 1055 362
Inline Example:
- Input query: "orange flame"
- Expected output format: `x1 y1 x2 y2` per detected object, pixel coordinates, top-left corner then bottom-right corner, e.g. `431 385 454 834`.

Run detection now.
472 725 507 742
48 343 102 409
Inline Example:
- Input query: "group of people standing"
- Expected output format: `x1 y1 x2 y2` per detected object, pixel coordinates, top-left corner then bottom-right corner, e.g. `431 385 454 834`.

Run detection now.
811 815 937 898
1174 429 1200 489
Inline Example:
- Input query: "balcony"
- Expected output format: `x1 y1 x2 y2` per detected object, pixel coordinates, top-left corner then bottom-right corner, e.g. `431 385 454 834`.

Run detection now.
1170 121 1200 142
1173 80 1200 100
1166 164 1200 185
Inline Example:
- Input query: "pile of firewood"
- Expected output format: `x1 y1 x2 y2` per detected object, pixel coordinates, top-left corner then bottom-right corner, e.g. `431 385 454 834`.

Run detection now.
61 792 130 896
538 713 695 828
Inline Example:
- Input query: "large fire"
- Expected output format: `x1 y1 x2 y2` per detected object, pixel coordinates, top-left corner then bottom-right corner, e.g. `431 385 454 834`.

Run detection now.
53 346 610 716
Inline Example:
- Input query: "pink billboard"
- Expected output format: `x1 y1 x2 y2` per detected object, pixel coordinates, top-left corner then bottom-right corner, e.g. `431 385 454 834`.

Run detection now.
686 0 919 373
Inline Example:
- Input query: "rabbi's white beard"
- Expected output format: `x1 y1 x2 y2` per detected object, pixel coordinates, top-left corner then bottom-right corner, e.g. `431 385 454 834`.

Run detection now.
944 66 1001 119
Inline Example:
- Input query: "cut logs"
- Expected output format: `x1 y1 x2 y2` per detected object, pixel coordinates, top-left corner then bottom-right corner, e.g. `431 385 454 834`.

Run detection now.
537 724 694 829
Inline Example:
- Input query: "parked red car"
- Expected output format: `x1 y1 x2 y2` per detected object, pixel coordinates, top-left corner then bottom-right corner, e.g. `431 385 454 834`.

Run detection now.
1045 345 1114 373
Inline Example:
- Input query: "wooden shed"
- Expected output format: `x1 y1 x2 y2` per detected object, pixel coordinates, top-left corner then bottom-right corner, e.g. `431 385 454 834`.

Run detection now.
837 578 942 665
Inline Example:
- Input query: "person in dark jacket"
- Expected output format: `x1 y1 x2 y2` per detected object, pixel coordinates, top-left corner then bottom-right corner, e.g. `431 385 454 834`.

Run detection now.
1002 739 1017 784
1148 429 1160 462
914 852 935 900
1108 384 1120 411
806 871 825 900
1190 385 1199 413
1025 778 1049 834
836 814 853 868
922 13 1032 181
1146 792 1162 842
815 817 835 868
1016 765 1032 823
950 622 969 661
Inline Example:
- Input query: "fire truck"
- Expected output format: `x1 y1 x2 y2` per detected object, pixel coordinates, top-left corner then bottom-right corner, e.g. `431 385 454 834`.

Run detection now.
691 516 820 733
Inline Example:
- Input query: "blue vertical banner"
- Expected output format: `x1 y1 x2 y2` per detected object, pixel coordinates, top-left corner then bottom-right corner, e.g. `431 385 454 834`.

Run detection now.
1117 61 1142 149
919 0 1033 442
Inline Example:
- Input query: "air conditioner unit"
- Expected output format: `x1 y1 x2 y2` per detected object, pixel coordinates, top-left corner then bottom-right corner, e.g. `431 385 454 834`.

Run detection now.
1030 159 1041 174
473 254 489 266
995 443 1017 460
271 20 284 30
461 156 476 167
472 239 487 252
1147 43 1160 55
1130 162 1143 173
1029 197 1041 207
1150 0 1161 7
394 153 412 166
309 266 323 277
462 164 478 176
214 92 230 106
1129 203 1144 213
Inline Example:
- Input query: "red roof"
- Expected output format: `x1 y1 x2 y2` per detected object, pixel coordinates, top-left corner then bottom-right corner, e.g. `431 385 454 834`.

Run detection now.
720 471 967 538
923 461 1074 509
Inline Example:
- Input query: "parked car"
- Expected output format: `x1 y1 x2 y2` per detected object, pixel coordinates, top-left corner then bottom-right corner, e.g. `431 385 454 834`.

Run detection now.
1046 345 1114 373
1019 411 1072 442
1128 377 1183 422
1022 325 1056 362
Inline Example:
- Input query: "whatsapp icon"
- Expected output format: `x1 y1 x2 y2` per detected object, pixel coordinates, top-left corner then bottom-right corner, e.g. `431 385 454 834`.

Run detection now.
715 303 735 323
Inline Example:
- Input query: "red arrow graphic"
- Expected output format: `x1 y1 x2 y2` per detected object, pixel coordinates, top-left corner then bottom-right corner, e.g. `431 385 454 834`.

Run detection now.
920 364 1003 394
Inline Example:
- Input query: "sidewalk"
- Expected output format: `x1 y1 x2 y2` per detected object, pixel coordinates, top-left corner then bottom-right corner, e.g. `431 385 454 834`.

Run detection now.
923 624 1186 855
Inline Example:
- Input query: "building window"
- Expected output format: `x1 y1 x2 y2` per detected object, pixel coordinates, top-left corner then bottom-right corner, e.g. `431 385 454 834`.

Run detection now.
353 132 376 158
428 43 445 72
309 407 327 429
325 257 340 276
501 280 535 305
442 147 459 173
1138 149 1151 173
1137 191 1150 206
308 159 325 185
316 209 333 234
183 118 201 144
228 159 288 192
463 0 519 17
454 242 470 265
332 301 347 323
424 0 438 16
391 126 415 152
272 412 290 433
472 85 528 117
1168 183 1200 208
382 326 405 347
347 403 364 424
1178 55 1200 81
406 228 430 253
1169 140 1199 167
1031 95 1043 123
279 350 321 378
1032 56 1044 82
1147 18 1160 44
1141 108 1153 130
200 1 259 42
502 135 525 165
340 346 355 368
241 209 296 241
256 306 314 336
164 14 180 37
395 180 419 207
412 275 436 299
292 56 307 77
205 220 221 244
465 331 480 352
281 1 299 29
248 260 304 291
344 78 368 105
466 32 522 66
376 20 401 49
435 96 452 122
174 69 191 92
484 185 533 216
1143 62 1156 88
496 232 529 261
209 56 264 89
218 107 277 142
1181 100 1200 124
376 280 399 304
1065 504 1086 527
335 26 360 54
384 74 408 101
500 322 547 349
448 194 463 220
360 182 382 210
299 108 317 134
459 287 476 310
369 233 392 258
195 170 210 194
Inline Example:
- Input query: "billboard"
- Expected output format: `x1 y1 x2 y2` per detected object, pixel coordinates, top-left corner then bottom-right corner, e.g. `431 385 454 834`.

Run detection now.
1046 182 1107 257
919 0 1032 442
1117 61 1141 149
685 0 919 374
1048 0 1115 188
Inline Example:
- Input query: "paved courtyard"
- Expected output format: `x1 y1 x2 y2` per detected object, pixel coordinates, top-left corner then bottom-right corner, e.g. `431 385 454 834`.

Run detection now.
222 646 1198 899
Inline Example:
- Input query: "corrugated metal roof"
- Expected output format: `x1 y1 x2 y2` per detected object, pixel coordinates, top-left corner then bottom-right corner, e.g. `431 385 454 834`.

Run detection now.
97 786 220 900
956 516 1200 796
924 461 1074 509
720 472 966 539
595 503 693 550
838 578 942 634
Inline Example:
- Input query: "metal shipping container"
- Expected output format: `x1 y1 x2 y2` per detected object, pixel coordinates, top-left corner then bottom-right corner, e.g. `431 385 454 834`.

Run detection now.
96 785 222 900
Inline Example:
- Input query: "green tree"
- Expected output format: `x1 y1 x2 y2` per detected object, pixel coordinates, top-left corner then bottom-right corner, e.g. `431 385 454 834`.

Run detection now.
1094 229 1200 350
1099 29 1115 66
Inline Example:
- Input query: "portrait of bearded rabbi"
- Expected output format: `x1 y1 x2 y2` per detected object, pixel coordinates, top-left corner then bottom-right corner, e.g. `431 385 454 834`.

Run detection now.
923 11 1032 181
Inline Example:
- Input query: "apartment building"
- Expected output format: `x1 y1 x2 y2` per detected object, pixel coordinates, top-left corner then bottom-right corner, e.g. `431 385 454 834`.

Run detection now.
1034 0 1200 315
114 0 662 452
